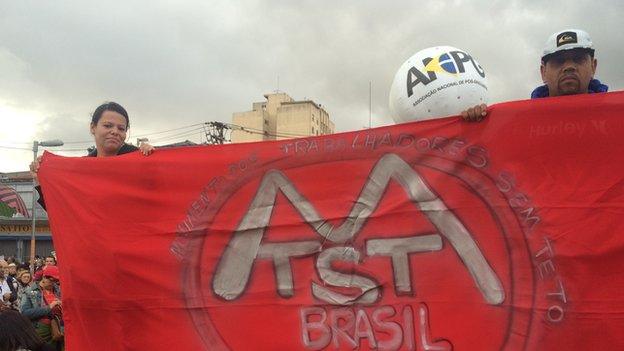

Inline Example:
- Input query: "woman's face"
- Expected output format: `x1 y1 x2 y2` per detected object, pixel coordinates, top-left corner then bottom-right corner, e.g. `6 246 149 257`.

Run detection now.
19 273 31 284
90 110 128 156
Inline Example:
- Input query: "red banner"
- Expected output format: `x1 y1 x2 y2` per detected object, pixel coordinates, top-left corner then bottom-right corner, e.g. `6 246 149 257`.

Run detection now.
40 92 624 350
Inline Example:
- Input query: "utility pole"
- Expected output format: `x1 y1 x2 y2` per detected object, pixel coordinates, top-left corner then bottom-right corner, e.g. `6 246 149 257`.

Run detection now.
30 139 64 273
203 122 230 144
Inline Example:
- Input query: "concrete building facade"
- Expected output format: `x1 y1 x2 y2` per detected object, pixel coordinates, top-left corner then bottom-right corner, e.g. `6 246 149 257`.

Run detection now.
231 92 335 142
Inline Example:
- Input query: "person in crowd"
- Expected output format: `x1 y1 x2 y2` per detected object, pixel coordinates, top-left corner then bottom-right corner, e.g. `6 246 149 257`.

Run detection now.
6 263 17 279
43 257 56 267
18 262 30 272
29 101 155 209
462 28 608 121
5 263 19 309
0 261 12 310
0 309 55 351
20 265 63 349
32 257 44 282
34 256 57 282
1 259 8 276
34 256 43 269
14 269 34 310
7 262 17 280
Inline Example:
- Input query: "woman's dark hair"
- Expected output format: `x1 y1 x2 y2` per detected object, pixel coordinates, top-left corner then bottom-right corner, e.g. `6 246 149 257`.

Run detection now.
91 101 130 128
0 309 45 351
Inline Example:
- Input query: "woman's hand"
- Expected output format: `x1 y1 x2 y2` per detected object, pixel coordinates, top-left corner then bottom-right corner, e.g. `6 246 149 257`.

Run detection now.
139 142 155 156
29 155 43 183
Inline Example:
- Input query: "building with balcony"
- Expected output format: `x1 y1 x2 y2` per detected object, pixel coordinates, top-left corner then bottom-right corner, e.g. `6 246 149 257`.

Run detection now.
231 92 335 143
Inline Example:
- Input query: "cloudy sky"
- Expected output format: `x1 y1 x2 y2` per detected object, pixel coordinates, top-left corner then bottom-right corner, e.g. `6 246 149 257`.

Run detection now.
1 0 622 172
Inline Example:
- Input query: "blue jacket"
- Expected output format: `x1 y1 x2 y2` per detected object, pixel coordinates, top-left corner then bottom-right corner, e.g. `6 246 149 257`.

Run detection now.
20 283 61 321
531 78 608 99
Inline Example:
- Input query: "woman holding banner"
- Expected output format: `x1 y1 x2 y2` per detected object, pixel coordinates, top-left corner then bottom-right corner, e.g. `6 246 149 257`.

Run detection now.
29 101 155 208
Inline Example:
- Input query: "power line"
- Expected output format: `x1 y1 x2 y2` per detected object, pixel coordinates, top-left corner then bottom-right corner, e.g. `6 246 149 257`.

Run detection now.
54 130 205 149
1 121 314 154
0 144 88 153
0 141 31 146
131 123 206 138
0 145 31 151
149 126 206 143
248 126 307 138
226 123 310 139
237 128 295 138
5 123 210 146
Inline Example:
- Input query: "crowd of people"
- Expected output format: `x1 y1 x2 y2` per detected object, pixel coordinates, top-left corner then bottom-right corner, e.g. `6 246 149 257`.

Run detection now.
0 255 62 351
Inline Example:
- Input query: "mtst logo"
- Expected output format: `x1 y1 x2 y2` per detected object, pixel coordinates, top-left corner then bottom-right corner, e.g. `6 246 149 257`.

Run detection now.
406 50 485 97
213 154 503 306
175 151 533 350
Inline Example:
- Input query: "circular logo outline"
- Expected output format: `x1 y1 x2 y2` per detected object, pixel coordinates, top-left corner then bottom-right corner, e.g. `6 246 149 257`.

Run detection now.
173 151 535 350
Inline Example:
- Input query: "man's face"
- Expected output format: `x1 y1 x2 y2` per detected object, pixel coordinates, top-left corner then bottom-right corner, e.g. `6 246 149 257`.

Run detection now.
45 257 56 266
541 49 597 97
8 266 16 275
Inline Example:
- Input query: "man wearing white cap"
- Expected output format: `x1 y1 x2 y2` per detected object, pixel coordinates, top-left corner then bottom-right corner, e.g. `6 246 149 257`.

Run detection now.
462 29 608 121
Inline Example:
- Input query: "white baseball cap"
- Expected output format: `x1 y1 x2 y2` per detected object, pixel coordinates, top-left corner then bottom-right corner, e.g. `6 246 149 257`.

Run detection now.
542 29 594 60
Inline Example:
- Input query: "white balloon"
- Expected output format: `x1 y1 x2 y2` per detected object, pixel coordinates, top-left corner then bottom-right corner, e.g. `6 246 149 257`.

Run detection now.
389 46 488 123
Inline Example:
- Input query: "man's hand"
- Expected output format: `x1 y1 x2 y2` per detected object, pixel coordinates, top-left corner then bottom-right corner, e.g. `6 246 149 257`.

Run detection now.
139 142 155 156
461 103 488 122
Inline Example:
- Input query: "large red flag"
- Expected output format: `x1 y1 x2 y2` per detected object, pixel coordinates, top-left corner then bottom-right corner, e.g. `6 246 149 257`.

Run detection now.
40 92 624 350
